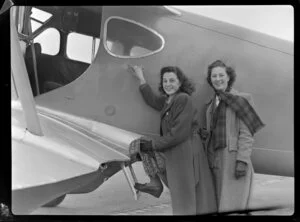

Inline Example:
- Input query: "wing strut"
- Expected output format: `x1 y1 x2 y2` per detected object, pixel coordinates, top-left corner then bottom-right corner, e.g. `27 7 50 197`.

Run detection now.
27 7 40 96
11 7 43 136
121 163 140 200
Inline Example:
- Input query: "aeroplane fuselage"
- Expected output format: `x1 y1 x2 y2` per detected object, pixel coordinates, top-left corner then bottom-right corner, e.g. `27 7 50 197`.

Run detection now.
31 6 293 176
11 5 293 214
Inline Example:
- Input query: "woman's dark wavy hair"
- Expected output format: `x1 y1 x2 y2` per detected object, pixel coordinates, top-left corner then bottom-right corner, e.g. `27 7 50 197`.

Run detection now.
206 60 236 91
158 66 195 96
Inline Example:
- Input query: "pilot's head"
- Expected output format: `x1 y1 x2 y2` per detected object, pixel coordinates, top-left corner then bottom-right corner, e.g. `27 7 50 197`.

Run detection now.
158 66 195 96
206 60 236 92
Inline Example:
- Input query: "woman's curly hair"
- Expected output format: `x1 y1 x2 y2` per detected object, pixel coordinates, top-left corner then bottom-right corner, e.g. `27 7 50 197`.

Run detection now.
158 66 195 96
206 60 236 91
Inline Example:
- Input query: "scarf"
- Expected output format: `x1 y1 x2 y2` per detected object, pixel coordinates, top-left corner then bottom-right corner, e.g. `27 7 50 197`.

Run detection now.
211 90 265 150
129 138 165 177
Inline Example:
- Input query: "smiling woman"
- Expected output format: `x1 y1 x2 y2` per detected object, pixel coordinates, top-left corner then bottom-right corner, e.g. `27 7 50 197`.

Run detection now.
162 72 181 96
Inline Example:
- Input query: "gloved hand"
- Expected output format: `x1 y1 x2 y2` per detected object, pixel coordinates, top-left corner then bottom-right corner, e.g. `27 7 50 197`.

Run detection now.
140 139 153 153
235 160 248 179
198 128 209 141
129 139 140 161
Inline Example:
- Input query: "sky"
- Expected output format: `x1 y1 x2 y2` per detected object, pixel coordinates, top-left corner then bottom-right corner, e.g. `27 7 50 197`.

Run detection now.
172 5 294 42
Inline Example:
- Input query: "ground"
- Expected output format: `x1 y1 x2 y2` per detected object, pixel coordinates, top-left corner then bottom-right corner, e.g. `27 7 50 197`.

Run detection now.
31 162 294 216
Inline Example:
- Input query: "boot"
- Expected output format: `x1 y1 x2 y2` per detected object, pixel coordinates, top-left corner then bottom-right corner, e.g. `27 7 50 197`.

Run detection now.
134 175 163 198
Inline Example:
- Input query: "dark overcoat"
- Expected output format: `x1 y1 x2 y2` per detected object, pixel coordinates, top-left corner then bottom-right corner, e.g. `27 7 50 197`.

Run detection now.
140 84 217 215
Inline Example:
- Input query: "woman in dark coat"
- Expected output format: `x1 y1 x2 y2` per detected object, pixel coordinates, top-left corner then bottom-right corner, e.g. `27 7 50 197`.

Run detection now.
128 65 217 215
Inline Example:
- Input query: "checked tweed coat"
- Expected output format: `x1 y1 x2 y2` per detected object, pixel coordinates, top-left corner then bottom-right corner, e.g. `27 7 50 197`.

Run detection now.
140 83 217 215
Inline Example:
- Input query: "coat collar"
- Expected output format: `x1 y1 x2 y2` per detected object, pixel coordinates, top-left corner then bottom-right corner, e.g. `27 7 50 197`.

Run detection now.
160 92 182 118
205 88 239 106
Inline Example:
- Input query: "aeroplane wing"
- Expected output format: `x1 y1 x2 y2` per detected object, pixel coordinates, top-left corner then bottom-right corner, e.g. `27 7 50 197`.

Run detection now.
12 98 143 214
12 91 145 212
12 126 100 214
12 98 144 214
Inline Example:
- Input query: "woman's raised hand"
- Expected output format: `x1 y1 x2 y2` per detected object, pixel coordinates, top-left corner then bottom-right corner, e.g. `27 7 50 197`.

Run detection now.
127 64 146 84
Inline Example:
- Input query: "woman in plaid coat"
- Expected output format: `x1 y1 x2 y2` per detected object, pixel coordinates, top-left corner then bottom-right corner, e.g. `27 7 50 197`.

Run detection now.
128 65 217 215
200 60 265 213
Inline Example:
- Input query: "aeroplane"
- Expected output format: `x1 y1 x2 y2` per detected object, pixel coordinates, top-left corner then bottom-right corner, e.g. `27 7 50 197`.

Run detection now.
7 4 293 215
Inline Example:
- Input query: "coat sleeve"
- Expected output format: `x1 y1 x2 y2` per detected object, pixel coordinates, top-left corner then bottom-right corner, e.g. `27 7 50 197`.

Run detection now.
139 83 166 111
236 94 255 165
152 94 194 151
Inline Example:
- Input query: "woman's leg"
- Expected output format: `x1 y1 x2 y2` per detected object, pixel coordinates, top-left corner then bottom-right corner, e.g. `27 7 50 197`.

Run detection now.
147 174 162 186
158 171 168 188
134 152 165 198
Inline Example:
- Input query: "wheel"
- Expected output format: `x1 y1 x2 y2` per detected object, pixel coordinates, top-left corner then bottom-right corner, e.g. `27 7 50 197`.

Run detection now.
42 194 66 207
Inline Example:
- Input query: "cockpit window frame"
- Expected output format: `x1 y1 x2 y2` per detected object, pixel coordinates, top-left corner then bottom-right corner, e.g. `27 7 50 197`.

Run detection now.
103 16 165 59
30 7 53 36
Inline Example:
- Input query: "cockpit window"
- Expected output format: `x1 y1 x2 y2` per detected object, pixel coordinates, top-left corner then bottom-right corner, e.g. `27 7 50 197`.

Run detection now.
31 7 52 22
66 32 100 64
104 17 164 58
30 7 52 33
33 28 60 56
